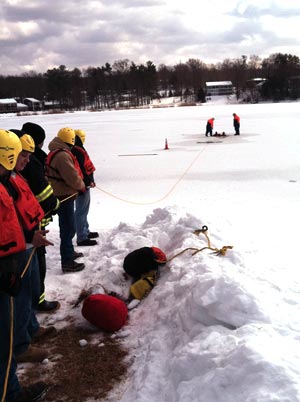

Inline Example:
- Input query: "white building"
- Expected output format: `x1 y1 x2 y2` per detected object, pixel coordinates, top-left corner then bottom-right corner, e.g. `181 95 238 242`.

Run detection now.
23 97 43 111
205 81 233 96
0 98 18 113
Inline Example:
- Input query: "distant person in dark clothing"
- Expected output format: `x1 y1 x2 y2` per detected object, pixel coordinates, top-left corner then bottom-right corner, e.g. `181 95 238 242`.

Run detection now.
233 113 240 135
205 118 214 136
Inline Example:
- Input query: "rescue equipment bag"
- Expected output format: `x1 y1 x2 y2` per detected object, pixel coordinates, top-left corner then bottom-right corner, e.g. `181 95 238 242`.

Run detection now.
82 294 128 332
130 270 159 300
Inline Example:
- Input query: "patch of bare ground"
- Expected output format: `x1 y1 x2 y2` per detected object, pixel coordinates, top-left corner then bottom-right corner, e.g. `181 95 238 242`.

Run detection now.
19 324 129 402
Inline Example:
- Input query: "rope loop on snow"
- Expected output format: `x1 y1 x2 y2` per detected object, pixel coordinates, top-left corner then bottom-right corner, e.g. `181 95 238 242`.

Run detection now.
94 145 207 205
167 225 233 262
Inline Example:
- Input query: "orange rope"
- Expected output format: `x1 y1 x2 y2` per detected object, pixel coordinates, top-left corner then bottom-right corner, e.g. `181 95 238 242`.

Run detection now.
95 146 207 205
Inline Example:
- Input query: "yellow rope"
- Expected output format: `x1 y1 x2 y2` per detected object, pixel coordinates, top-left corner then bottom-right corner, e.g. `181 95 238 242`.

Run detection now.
1 297 14 402
1 248 40 402
20 247 36 279
95 145 207 205
60 192 78 204
167 226 233 262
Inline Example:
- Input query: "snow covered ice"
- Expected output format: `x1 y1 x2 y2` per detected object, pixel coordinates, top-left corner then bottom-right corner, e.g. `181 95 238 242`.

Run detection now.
2 100 300 401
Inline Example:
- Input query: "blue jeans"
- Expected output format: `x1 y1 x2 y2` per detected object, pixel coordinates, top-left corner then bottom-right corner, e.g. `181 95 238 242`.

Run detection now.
57 198 75 264
14 249 40 356
75 189 90 242
0 293 20 402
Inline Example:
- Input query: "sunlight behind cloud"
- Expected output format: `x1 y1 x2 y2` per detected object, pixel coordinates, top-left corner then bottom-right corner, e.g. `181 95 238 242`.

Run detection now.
164 0 241 33
17 21 39 36
5 0 23 5
0 26 11 40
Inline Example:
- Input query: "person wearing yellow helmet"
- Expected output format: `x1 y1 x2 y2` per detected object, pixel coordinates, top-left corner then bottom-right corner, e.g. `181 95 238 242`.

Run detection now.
6 129 54 366
9 130 35 172
0 128 22 170
47 128 86 273
72 129 98 246
74 129 86 144
57 127 76 145
0 129 49 402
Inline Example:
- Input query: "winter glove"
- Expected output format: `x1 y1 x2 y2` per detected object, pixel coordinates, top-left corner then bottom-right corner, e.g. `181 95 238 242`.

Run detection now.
0 255 22 297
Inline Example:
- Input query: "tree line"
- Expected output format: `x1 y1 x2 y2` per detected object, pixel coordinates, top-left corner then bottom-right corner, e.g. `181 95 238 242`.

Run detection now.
0 53 299 110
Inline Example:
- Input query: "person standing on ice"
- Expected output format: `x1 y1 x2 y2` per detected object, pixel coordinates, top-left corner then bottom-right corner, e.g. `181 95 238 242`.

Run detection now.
72 129 99 247
233 113 240 135
19 122 61 313
205 117 214 137
47 127 86 273
0 129 50 402
11 131 55 365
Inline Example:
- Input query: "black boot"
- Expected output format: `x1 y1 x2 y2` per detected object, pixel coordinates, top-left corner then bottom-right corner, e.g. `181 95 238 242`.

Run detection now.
62 261 85 273
12 382 48 402
77 239 97 246
73 251 84 259
37 300 60 313
88 231 99 239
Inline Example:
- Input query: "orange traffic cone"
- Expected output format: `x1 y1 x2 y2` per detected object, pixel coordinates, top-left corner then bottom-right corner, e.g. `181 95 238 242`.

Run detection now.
164 138 169 150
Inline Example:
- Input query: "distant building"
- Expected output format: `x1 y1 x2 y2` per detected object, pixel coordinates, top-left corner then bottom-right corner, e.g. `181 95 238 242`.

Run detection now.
17 102 29 112
23 97 43 111
245 78 267 88
0 98 18 113
43 100 61 110
205 81 233 96
244 78 267 102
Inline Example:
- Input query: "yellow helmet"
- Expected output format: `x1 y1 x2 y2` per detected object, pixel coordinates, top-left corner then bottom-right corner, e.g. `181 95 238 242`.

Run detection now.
0 129 22 170
57 127 75 145
20 134 35 153
75 129 86 144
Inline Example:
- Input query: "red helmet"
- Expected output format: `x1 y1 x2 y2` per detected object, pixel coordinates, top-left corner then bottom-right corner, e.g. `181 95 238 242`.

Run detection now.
152 247 167 264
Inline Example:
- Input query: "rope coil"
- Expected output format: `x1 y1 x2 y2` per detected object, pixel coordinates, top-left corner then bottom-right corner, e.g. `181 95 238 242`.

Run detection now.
167 226 233 262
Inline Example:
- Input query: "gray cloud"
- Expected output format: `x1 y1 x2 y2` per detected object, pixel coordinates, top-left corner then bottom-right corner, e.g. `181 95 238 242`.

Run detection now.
99 0 165 7
0 0 299 75
231 2 300 18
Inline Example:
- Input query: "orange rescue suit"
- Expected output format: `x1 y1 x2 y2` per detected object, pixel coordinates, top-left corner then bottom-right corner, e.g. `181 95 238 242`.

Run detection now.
0 182 26 257
9 172 44 231
208 118 214 127
73 146 96 175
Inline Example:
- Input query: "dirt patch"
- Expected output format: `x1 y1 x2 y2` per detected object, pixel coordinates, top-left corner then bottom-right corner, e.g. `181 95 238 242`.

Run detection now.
19 325 129 402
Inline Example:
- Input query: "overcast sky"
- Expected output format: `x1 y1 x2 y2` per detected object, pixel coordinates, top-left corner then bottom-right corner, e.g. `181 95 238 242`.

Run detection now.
1 0 299 75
